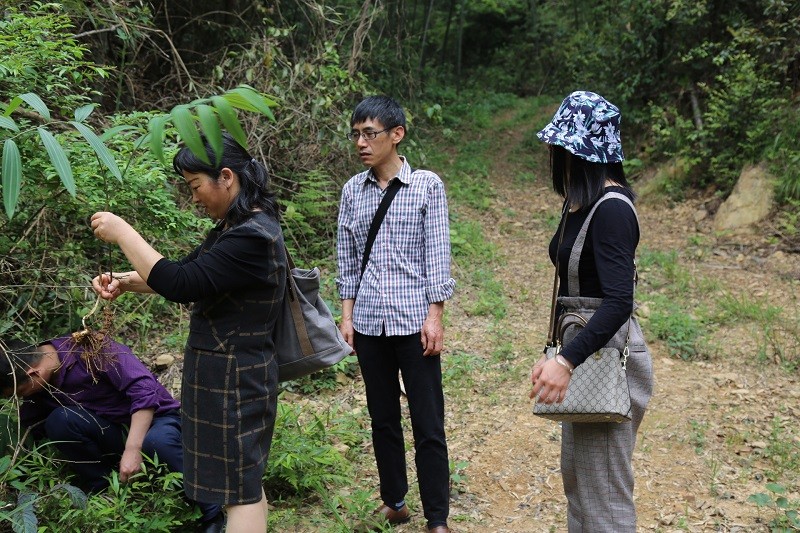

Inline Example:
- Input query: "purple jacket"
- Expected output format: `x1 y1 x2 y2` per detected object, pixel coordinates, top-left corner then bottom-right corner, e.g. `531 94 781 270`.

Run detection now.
20 336 180 427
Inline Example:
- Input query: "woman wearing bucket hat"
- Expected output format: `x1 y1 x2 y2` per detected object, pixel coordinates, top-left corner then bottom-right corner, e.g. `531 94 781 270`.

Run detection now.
530 90 654 532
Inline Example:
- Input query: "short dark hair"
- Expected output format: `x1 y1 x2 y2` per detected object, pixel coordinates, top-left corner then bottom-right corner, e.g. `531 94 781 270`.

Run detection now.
173 132 279 226
350 95 406 130
550 145 635 209
0 339 39 393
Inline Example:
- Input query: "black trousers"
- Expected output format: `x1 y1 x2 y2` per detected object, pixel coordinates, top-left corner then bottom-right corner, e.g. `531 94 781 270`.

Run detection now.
354 331 450 528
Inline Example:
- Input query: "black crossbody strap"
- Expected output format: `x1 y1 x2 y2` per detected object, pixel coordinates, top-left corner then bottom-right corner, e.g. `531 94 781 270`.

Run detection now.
361 177 403 278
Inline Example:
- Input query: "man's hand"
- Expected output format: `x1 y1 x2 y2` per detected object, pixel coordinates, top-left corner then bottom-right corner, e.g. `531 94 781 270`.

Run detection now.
119 447 143 483
340 299 356 350
421 302 445 356
339 318 355 350
120 408 154 483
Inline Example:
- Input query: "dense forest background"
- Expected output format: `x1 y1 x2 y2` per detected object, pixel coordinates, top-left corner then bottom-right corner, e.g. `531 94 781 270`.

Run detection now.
0 1 799 530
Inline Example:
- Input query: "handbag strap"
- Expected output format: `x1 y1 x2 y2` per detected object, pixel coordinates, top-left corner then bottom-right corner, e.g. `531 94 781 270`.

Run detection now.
547 203 569 347
360 176 403 278
563 191 639 357
567 192 639 296
283 245 314 357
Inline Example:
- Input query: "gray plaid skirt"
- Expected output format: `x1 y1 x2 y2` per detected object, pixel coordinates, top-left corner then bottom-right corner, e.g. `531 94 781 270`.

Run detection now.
180 343 278 505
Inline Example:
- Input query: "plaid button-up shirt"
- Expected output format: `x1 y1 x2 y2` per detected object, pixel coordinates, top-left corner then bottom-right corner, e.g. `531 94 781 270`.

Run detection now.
336 157 456 337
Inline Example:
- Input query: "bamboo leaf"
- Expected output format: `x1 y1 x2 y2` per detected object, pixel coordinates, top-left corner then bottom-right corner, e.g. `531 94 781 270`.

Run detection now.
196 104 223 166
2 139 21 219
19 93 50 121
170 105 208 164
70 121 122 181
3 96 22 117
74 104 96 123
211 96 247 148
223 86 277 121
0 115 18 132
148 114 169 165
99 124 137 142
38 127 75 196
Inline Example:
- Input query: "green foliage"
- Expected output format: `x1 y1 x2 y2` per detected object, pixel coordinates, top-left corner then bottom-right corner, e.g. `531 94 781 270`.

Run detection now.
647 295 703 360
265 402 364 500
748 483 800 531
0 423 200 532
0 85 276 219
715 293 782 324
281 169 346 264
695 52 784 191
449 459 469 494
282 355 359 395
762 416 800 482
450 217 494 264
688 419 708 454
0 4 109 107
767 108 800 202
442 351 487 389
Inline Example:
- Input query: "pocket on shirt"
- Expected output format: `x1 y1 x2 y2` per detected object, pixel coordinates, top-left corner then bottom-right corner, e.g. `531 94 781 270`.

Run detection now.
387 212 422 249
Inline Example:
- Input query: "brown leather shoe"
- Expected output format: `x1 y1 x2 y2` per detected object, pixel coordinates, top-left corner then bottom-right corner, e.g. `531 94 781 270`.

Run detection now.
428 527 451 533
375 503 411 525
353 503 412 532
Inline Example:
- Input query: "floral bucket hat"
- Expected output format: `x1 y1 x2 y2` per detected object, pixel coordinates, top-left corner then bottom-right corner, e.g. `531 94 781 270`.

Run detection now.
536 90 624 163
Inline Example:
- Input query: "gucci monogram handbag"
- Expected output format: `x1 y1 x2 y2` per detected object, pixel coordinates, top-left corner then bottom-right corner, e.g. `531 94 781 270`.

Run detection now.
533 192 641 423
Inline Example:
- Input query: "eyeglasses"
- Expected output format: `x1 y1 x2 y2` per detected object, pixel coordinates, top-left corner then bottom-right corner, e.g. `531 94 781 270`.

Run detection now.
346 128 392 142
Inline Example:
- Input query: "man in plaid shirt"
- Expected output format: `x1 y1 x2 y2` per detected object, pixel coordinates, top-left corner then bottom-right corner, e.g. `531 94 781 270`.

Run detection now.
336 95 455 533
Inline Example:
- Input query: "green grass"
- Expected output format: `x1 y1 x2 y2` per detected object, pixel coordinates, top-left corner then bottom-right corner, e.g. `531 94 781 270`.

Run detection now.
442 351 487 389
646 293 704 360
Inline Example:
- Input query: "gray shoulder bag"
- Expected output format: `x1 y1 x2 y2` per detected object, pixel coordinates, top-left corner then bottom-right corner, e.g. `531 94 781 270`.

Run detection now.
274 246 352 382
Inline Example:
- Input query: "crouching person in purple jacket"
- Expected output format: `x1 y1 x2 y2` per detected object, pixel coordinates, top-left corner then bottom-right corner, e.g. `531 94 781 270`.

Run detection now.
0 335 224 533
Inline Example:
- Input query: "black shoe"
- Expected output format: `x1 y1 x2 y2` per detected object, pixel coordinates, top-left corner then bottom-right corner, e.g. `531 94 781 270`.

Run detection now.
197 512 225 533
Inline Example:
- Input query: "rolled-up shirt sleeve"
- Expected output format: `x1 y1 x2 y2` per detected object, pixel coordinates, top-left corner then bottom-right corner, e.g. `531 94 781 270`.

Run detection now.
424 179 456 303
336 185 360 300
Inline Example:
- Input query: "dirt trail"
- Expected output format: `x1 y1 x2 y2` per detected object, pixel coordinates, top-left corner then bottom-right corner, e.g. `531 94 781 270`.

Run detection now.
375 107 800 532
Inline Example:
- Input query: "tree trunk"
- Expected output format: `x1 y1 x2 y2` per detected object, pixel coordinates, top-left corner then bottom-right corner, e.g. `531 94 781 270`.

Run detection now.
349 0 376 75
439 0 455 67
456 0 466 93
689 85 704 130
418 0 436 78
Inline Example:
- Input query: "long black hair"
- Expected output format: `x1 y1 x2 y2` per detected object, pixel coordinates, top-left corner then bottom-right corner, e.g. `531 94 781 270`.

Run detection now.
173 133 279 225
550 145 635 209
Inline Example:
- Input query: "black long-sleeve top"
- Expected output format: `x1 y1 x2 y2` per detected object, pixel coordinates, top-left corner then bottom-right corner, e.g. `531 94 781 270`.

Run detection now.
146 212 286 355
548 186 639 367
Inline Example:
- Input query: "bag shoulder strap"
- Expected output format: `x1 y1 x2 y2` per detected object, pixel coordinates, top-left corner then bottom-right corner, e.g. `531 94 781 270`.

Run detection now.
283 245 314 356
567 192 638 297
547 203 569 346
360 177 403 278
